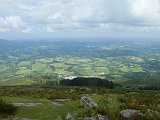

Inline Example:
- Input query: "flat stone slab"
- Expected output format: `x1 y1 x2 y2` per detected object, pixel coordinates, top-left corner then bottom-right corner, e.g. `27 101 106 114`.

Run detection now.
12 103 43 107
2 118 37 120
52 99 71 106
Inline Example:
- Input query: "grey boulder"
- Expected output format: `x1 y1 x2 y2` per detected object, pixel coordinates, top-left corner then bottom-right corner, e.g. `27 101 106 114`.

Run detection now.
80 96 97 108
98 114 110 120
120 109 140 118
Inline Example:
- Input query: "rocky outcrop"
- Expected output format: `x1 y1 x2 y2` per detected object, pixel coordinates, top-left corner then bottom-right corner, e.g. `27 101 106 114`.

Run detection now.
84 117 96 120
97 114 110 120
120 109 140 118
80 96 97 108
120 109 160 119
66 113 74 120
84 114 110 120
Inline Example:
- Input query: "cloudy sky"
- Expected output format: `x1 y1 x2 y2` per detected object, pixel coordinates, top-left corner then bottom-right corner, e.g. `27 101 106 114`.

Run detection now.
0 0 160 40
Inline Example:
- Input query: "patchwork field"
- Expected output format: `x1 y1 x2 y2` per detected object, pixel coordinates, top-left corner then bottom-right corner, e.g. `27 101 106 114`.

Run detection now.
0 40 160 86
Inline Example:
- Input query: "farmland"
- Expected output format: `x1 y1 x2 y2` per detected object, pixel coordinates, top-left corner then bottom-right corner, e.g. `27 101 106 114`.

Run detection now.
0 39 160 86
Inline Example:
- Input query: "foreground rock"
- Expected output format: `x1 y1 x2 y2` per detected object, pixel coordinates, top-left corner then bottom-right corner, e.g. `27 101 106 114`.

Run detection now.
120 109 140 118
12 103 43 107
66 113 74 120
98 114 110 120
84 114 110 120
80 96 97 108
84 117 96 120
120 109 160 119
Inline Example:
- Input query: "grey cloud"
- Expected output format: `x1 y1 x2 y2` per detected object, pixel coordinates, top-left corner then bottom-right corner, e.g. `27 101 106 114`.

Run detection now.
0 0 160 33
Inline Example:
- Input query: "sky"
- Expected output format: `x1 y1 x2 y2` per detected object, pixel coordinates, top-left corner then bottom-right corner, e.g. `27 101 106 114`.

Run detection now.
0 0 160 40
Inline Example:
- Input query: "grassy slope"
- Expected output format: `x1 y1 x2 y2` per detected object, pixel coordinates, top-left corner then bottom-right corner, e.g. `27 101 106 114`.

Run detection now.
1 90 160 120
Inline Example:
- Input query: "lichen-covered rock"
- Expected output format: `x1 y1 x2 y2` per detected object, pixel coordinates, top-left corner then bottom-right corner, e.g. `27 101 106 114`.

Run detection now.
84 117 96 120
97 114 110 120
66 113 74 120
80 96 97 108
120 109 140 118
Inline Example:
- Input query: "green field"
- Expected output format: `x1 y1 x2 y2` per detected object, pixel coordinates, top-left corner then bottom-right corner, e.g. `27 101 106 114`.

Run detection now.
0 40 160 86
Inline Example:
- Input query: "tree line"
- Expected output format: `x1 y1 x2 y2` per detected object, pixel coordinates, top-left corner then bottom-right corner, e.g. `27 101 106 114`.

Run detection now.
59 77 115 89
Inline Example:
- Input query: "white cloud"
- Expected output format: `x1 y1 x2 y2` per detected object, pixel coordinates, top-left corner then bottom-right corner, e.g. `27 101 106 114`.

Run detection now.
131 0 160 24
0 16 31 33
